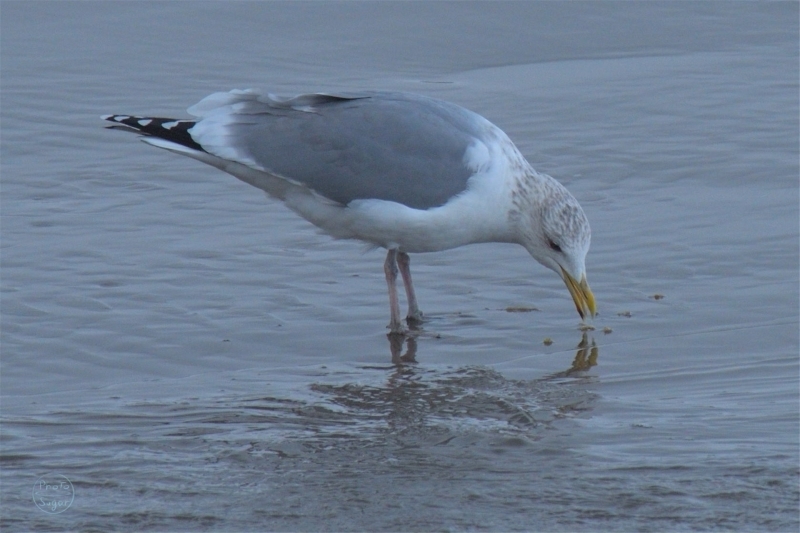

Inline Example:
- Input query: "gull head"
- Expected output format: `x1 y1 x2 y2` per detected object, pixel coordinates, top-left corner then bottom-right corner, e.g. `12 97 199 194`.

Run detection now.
514 175 596 320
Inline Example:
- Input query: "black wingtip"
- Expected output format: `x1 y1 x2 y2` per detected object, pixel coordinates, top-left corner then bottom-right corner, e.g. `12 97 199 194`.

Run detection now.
102 114 206 152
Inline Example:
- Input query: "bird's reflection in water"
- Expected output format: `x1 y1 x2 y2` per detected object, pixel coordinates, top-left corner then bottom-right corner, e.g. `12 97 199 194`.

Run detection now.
312 332 602 439
384 330 598 376
564 333 598 375
387 332 418 365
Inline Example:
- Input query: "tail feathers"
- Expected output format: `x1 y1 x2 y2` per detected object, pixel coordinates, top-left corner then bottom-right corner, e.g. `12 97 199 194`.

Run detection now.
102 114 205 152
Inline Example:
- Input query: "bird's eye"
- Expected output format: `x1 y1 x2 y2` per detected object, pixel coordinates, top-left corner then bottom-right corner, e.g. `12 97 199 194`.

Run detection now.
547 237 562 253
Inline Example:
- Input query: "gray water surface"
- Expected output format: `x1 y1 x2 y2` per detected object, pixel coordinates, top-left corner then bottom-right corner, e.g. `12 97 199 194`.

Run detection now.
2 2 798 531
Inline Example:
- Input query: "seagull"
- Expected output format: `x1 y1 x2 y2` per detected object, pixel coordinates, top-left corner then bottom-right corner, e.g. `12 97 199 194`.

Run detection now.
103 90 596 333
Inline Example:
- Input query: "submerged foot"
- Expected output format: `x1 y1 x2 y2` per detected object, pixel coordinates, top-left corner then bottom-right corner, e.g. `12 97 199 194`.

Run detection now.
387 319 407 335
405 310 424 328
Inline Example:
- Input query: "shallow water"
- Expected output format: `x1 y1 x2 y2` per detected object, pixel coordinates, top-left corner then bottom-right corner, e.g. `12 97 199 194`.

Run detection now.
2 2 798 531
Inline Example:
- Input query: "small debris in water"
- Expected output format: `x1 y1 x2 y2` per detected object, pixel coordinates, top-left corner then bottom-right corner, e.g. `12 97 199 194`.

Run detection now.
617 311 632 317
543 337 553 346
602 327 613 334
505 306 539 313
651 294 665 300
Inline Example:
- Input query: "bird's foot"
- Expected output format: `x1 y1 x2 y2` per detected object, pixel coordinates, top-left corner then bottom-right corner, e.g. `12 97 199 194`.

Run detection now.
388 317 425 336
387 320 407 335
405 310 424 328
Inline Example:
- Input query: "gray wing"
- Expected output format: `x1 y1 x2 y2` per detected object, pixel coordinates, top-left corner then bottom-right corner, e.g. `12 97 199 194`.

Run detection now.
188 91 487 210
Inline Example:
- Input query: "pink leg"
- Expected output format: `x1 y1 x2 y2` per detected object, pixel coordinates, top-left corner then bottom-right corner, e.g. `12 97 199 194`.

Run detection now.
397 251 423 323
384 249 404 333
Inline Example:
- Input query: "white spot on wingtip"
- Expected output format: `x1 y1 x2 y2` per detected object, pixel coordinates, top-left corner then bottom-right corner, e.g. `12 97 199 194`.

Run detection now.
138 119 152 127
162 121 179 129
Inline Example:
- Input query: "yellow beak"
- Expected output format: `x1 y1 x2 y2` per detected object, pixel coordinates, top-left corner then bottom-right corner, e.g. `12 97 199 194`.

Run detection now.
561 268 596 320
